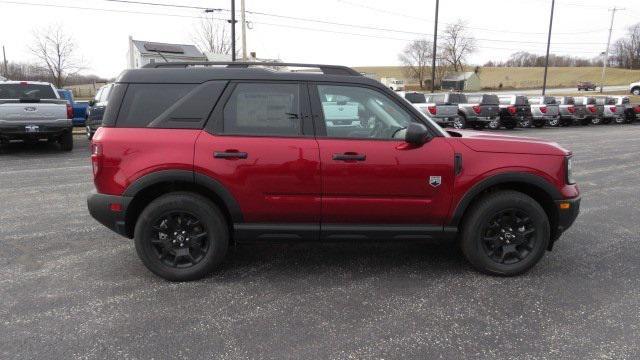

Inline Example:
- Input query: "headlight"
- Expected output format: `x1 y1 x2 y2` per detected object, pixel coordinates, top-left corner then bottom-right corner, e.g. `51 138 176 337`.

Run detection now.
566 156 575 184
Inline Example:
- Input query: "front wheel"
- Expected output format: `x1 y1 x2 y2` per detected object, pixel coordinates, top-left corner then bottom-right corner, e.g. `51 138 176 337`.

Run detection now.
134 192 229 281
632 88 640 96
460 191 550 276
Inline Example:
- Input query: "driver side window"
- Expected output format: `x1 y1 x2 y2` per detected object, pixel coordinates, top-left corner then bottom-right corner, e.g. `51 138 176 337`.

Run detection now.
316 85 413 139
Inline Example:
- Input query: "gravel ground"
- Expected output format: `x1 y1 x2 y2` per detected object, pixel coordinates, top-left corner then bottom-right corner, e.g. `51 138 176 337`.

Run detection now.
1 125 639 359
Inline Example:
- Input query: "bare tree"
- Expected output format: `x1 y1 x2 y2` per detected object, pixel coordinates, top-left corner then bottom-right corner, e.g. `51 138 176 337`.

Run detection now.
192 15 239 57
398 39 432 89
442 20 477 72
30 25 83 88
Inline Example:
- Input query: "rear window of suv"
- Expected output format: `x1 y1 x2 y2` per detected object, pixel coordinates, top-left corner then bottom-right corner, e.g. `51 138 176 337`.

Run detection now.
0 83 57 100
116 84 195 127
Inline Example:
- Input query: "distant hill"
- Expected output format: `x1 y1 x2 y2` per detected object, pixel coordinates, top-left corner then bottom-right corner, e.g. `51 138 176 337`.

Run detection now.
353 66 640 90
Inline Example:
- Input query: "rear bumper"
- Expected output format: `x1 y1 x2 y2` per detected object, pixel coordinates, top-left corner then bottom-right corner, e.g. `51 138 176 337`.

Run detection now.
0 119 72 138
555 196 581 235
87 191 132 238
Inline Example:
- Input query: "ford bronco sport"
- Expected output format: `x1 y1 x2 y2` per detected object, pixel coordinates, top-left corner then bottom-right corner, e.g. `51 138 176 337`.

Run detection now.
87 62 580 281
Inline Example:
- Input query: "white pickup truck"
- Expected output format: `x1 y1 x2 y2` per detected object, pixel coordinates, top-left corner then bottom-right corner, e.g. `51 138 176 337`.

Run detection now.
0 81 73 150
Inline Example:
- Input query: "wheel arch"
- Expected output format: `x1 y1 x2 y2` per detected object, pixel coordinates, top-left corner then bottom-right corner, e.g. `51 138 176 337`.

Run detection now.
450 172 562 244
122 170 243 239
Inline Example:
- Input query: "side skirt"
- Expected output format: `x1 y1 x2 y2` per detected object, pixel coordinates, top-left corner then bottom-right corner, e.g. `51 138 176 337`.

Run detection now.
233 223 458 243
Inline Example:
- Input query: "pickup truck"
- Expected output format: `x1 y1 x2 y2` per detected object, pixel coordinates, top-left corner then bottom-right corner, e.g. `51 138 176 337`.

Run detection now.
57 89 89 126
453 94 500 130
574 96 601 125
402 92 459 127
610 96 635 124
528 96 560 128
380 77 405 91
0 81 73 150
595 96 622 124
85 83 113 140
496 95 531 129
577 81 597 91
554 96 586 127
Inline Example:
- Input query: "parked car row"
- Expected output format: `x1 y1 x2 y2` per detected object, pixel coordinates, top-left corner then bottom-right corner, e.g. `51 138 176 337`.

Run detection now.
400 91 640 130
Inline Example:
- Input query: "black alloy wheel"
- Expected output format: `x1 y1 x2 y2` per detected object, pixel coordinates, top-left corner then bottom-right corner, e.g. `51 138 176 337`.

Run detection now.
149 211 209 268
481 209 537 265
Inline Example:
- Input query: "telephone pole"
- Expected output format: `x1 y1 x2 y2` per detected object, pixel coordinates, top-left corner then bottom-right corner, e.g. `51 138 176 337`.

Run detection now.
2 45 8 78
542 0 555 95
240 0 247 60
230 0 236 61
430 0 439 93
600 7 625 93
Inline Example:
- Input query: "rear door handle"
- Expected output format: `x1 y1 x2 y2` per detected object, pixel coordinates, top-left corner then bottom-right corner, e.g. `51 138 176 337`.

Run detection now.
332 153 366 161
214 150 248 159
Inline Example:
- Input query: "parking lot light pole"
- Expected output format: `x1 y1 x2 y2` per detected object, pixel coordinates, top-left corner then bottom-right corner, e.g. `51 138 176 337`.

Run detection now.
431 0 439 93
542 0 555 96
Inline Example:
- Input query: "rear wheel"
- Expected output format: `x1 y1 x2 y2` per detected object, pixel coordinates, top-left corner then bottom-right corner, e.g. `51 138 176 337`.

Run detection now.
519 117 532 128
591 117 602 125
488 118 500 130
548 117 560 127
134 192 229 281
59 131 73 151
615 116 625 124
632 87 640 96
460 191 550 276
454 114 467 129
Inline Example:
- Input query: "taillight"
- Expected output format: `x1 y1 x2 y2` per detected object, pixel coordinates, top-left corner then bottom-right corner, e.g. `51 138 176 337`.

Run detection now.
634 106 640 113
472 105 481 114
507 106 517 115
427 105 437 115
91 143 103 177
540 106 548 114
609 106 617 113
567 105 575 114
66 103 73 119
587 105 597 113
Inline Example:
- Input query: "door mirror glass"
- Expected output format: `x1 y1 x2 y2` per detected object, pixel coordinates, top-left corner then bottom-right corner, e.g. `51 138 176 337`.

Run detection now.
405 123 431 145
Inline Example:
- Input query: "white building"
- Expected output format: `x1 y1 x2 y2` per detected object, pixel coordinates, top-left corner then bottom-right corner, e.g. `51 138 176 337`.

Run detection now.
127 36 207 68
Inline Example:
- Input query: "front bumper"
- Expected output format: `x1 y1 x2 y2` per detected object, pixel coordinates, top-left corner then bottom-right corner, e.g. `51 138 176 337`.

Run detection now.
555 196 581 235
87 191 133 238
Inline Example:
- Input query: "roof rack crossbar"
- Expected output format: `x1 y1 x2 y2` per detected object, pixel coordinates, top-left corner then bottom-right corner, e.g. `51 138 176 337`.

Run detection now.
141 61 362 76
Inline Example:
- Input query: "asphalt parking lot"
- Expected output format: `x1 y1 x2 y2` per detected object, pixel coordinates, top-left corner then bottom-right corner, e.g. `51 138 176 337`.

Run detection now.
1 125 640 359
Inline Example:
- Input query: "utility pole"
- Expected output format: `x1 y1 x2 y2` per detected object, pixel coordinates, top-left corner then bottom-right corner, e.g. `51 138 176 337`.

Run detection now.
431 0 439 93
230 0 236 61
542 0 555 95
600 7 625 93
240 0 247 60
2 45 8 78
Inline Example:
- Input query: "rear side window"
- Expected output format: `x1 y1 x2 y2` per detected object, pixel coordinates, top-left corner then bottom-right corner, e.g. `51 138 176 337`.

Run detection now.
116 84 195 128
222 83 301 136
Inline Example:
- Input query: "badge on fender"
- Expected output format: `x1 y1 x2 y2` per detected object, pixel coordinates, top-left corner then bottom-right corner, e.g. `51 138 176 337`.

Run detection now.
429 176 441 187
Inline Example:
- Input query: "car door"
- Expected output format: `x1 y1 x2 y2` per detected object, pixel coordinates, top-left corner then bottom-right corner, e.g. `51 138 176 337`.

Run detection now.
310 83 455 238
194 81 321 240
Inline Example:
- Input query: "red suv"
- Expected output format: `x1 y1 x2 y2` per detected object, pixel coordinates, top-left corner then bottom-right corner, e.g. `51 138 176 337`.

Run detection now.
88 62 580 281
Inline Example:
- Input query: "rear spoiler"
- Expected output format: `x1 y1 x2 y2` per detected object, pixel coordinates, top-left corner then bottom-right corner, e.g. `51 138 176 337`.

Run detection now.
0 99 68 105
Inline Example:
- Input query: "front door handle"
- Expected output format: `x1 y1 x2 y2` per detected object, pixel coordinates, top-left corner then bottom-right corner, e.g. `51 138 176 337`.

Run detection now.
214 150 248 159
332 153 366 161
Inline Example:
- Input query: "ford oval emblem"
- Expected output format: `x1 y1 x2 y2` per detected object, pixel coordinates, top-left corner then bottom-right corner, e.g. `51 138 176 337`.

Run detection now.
24 106 37 112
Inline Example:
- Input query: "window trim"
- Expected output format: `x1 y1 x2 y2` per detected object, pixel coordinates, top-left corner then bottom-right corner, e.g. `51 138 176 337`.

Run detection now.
308 81 440 141
205 80 314 138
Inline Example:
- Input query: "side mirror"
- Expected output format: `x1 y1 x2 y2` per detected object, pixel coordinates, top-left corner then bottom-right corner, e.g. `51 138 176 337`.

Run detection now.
405 123 432 146
88 99 96 106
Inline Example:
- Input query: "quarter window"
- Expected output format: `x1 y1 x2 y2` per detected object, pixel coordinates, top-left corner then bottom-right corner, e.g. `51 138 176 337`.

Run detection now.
317 85 413 139
222 83 302 136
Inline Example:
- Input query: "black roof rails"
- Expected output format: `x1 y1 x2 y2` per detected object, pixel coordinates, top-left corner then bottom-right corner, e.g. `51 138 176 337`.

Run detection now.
141 61 362 76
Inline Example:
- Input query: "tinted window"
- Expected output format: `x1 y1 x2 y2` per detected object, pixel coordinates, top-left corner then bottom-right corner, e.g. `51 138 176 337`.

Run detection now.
404 92 426 104
448 93 467 104
515 96 529 106
116 84 195 128
99 85 112 103
317 84 413 140
0 83 57 100
101 84 127 127
222 83 301 136
543 96 557 104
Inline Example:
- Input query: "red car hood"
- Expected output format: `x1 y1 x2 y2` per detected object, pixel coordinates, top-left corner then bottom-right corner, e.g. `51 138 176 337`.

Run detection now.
448 130 570 156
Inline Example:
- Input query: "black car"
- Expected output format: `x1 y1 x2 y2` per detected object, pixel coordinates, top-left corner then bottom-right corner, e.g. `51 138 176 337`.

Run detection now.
85 83 113 140
496 95 532 129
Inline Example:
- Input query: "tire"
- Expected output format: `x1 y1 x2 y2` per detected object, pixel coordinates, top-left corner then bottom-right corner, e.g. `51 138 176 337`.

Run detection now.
454 114 467 129
488 118 500 130
460 190 550 276
548 117 560 127
614 116 625 124
591 117 601 125
134 192 229 281
59 131 73 151
632 87 640 96
519 117 532 128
